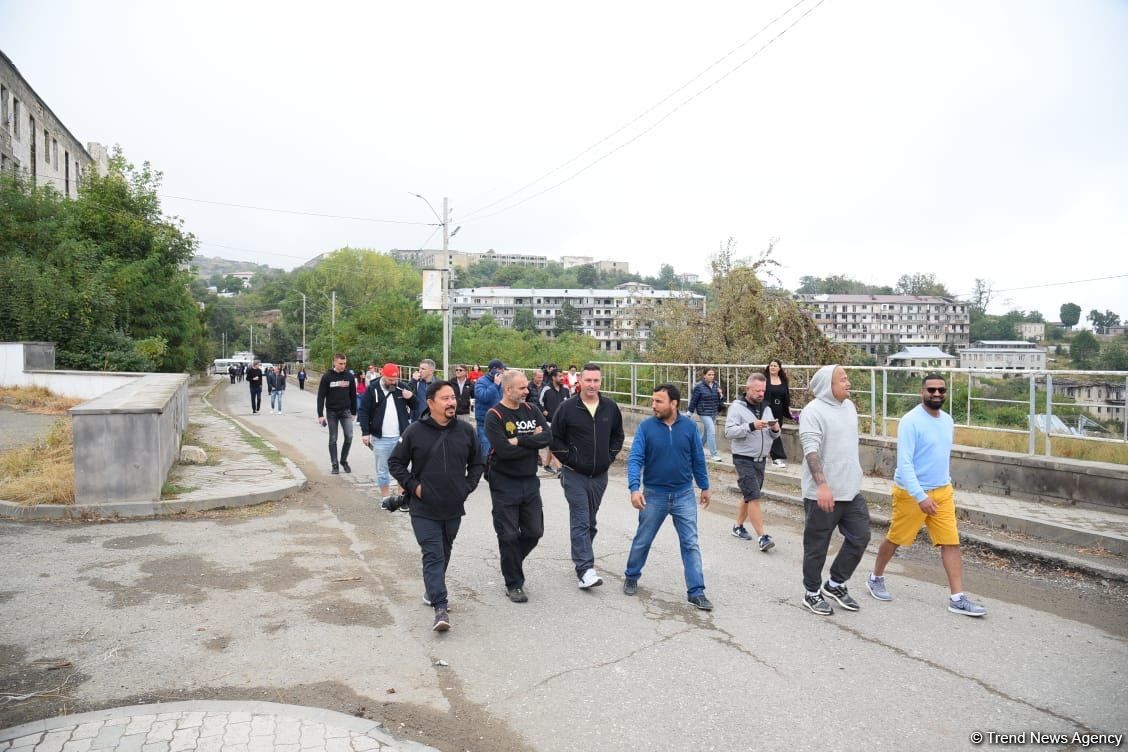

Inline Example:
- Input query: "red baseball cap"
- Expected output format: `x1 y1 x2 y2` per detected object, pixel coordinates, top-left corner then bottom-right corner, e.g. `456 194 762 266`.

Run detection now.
381 363 399 378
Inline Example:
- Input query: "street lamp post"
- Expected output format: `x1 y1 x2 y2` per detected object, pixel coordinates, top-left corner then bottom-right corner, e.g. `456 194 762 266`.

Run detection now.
297 292 307 361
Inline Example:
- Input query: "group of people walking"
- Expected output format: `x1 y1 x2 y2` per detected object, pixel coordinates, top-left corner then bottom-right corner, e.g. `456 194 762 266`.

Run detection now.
232 355 987 632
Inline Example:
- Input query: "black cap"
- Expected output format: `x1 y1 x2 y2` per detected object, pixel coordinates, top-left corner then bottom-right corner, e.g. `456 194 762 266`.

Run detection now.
488 359 505 370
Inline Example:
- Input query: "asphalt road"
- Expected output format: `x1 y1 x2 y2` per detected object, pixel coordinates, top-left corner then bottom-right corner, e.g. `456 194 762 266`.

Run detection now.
1 381 1125 750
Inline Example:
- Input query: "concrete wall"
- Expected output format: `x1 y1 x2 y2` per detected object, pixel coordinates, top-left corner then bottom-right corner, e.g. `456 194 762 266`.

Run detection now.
70 373 189 503
1 342 142 400
618 405 1128 511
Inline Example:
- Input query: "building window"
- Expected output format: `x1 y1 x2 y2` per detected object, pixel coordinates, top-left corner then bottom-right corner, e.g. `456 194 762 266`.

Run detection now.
52 138 59 167
12 99 20 138
44 129 49 162
1 86 8 132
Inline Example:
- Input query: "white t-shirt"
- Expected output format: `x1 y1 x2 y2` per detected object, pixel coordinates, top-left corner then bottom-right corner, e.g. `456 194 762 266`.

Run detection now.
380 387 400 437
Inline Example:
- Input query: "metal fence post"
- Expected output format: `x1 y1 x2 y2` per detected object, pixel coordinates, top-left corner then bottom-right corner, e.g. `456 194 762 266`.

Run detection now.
881 369 888 436
630 363 638 408
869 368 876 436
1028 373 1036 456
1044 373 1053 458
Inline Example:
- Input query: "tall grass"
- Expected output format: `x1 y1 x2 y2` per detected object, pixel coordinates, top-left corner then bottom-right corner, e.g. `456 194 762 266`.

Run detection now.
0 385 82 414
0 418 75 504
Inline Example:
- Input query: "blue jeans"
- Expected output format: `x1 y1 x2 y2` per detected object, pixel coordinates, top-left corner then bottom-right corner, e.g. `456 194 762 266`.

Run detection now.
371 436 399 490
411 515 461 610
270 391 284 413
477 422 491 461
624 487 706 598
699 414 718 457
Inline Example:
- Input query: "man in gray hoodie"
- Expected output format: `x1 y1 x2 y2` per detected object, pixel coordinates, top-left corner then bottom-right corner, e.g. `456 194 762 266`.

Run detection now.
799 364 870 616
724 372 780 552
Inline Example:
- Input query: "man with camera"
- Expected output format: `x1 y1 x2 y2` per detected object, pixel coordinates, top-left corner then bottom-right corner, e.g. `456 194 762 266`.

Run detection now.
359 363 416 499
388 382 485 632
485 370 551 603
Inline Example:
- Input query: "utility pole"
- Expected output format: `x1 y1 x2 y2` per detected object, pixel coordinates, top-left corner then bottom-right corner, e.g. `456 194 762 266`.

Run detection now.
442 196 450 382
298 292 307 361
249 324 253 359
331 290 336 356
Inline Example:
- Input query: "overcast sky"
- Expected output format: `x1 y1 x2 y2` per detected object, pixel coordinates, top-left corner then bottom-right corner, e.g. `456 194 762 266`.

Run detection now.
3 0 1126 322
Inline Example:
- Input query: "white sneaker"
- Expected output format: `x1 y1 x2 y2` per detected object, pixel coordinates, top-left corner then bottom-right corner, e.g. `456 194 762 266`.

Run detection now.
773 459 787 468
578 568 603 589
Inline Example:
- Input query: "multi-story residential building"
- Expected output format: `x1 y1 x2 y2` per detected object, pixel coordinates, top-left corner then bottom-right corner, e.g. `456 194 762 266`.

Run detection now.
1 50 106 196
450 282 705 352
560 255 631 274
1018 322 1045 341
794 294 970 356
1051 380 1125 425
959 340 1047 370
885 346 959 369
392 249 631 274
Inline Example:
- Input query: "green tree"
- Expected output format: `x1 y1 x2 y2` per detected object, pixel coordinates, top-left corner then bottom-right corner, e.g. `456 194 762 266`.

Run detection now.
1099 342 1128 371
1070 330 1100 368
513 308 537 333
576 264 598 287
1060 302 1081 329
555 301 582 336
797 274 893 295
894 273 952 297
1087 309 1121 334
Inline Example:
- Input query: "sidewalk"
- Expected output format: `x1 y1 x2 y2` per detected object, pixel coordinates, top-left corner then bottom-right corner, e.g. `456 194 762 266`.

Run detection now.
0 378 307 520
0 701 436 752
711 457 1128 580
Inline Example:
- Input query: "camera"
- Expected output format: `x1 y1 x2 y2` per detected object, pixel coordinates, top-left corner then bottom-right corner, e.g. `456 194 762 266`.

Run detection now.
381 493 410 512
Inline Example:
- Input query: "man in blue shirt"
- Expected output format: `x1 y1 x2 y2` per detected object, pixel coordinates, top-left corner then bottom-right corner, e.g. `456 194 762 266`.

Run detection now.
866 374 986 617
624 383 713 610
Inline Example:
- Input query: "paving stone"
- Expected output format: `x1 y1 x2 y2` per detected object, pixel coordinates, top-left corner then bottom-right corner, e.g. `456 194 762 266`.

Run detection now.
140 743 168 752
11 734 44 749
223 744 248 752
89 726 125 751
124 717 156 737
35 729 72 752
196 718 225 740
246 737 273 752
274 745 300 752
325 738 351 752
167 728 197 752
191 736 221 752
144 722 176 744
298 725 325 748
274 723 301 746
112 735 145 752
71 725 103 742
103 720 129 729
226 713 252 725
322 728 349 741
223 723 251 746
174 714 204 730
60 740 91 752
349 737 381 752
248 718 274 738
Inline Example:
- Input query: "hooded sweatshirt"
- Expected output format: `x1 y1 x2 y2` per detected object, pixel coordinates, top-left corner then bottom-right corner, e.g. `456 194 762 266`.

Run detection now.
388 414 484 520
724 395 779 459
799 365 863 501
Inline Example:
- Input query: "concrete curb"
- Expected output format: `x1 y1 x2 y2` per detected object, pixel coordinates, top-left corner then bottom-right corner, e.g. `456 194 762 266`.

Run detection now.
0 700 437 751
0 379 308 521
737 484 1128 584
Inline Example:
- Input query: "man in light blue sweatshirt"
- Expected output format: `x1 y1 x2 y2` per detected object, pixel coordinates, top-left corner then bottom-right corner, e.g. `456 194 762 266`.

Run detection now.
624 383 714 610
866 374 987 616
799 364 871 616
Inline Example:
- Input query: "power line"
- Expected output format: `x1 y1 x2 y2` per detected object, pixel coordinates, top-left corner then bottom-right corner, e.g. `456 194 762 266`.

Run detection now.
966 273 1128 297
458 0 812 223
160 194 435 226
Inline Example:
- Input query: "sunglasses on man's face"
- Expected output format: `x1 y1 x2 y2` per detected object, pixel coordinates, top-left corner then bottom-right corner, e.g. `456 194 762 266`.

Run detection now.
925 387 947 394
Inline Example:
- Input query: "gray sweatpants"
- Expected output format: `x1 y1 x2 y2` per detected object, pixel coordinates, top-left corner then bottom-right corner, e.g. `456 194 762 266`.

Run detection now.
560 468 609 578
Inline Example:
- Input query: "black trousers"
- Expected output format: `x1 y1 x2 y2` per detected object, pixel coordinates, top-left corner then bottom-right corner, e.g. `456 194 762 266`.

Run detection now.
325 408 353 465
411 515 461 609
489 475 544 589
249 386 262 413
770 434 787 461
802 493 871 593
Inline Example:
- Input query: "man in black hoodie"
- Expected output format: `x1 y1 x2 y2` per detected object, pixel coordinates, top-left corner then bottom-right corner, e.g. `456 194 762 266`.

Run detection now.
316 353 357 475
246 360 264 414
389 381 484 632
485 370 551 603
550 363 625 589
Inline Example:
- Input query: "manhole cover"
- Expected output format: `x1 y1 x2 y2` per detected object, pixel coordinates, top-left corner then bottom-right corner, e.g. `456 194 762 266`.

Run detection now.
222 467 276 478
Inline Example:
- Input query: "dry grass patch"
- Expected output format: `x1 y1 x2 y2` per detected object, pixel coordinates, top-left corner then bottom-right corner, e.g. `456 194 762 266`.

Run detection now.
0 418 75 505
0 386 82 415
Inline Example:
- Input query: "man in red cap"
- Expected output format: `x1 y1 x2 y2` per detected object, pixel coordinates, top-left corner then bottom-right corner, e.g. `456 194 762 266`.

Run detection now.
358 363 416 498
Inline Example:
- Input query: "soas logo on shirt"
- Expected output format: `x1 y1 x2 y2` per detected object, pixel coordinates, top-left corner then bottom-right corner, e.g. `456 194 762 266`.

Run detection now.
510 419 539 433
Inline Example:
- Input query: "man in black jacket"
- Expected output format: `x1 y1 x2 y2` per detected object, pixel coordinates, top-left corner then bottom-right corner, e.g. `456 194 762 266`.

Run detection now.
316 354 357 475
550 363 625 589
485 370 551 603
449 364 474 417
246 360 264 415
389 382 484 632
358 363 416 498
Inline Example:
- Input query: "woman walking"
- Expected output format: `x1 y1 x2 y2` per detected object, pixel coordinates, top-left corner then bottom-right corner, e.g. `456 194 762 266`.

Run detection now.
763 359 791 467
688 367 725 462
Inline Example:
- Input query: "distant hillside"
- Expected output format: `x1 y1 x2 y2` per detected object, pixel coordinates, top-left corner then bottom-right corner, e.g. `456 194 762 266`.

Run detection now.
190 255 279 279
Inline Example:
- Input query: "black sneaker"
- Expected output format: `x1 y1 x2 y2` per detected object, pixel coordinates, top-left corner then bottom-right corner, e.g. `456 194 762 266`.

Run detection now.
623 578 639 596
432 608 450 632
330 465 340 475
506 587 528 603
687 594 714 611
821 582 860 611
803 592 834 615
341 461 352 474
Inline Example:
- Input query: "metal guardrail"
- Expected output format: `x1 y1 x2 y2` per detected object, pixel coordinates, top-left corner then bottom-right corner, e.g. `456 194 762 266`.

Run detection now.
519 362 1127 460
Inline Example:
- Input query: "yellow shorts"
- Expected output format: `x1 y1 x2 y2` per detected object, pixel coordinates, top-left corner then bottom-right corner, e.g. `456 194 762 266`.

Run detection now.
887 484 960 547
